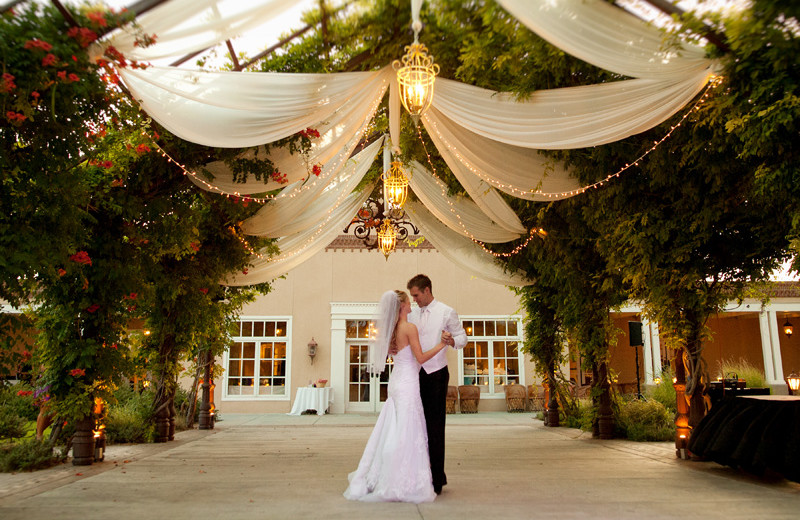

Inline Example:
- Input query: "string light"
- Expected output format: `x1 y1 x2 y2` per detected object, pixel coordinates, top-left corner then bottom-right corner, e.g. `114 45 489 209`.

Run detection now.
416 74 724 258
149 79 388 263
148 79 389 206
422 74 724 200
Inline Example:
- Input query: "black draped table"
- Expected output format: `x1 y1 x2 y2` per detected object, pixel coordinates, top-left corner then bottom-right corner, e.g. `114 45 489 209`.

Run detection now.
688 395 800 483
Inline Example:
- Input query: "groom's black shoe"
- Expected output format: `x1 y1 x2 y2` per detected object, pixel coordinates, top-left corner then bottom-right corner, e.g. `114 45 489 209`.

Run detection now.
434 485 442 495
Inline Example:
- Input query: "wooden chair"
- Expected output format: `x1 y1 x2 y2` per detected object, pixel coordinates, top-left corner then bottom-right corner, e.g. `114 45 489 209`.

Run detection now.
446 385 458 414
504 384 527 412
527 384 545 411
458 385 480 413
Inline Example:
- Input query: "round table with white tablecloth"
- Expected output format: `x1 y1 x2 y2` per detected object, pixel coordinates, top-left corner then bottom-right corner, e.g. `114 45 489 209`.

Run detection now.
288 387 334 415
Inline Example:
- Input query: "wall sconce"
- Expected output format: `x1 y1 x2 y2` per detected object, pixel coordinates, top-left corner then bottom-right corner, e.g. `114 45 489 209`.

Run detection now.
308 337 318 364
783 319 793 338
787 372 800 396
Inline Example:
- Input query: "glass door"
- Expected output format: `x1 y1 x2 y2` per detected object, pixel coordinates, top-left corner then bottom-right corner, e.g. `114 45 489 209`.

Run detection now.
346 320 393 412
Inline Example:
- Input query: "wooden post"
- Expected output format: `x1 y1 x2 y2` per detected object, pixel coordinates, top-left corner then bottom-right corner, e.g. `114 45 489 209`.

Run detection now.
673 349 690 459
199 350 212 430
72 414 95 466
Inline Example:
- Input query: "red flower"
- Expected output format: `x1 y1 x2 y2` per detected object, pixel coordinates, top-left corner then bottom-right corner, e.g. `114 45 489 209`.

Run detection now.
24 39 53 51
72 55 78 62
67 27 97 48
87 11 107 27
110 343 118 350
31 91 40 100
190 242 200 252
312 164 322 177
86 304 100 313
42 53 59 67
69 251 92 265
135 144 151 154
17 390 33 397
69 368 86 377
22 350 31 358
199 288 209 294
242 268 249 275
123 292 137 300
6 111 25 123
68 73 80 83
57 268 67 277
0 73 15 93
57 70 67 81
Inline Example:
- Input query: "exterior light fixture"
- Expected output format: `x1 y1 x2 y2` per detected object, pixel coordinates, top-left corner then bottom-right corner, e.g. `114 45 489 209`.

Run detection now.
783 319 793 338
787 372 800 395
393 42 440 123
377 219 397 259
308 337 318 364
383 161 410 209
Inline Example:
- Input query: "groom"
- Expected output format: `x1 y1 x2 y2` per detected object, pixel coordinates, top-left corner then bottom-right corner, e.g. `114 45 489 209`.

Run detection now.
407 274 467 494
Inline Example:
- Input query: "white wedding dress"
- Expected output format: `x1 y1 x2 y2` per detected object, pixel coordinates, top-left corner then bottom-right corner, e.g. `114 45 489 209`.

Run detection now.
343 345 436 503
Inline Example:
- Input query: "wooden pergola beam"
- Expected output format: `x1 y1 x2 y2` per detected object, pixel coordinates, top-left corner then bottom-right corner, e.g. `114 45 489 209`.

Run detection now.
633 0 731 54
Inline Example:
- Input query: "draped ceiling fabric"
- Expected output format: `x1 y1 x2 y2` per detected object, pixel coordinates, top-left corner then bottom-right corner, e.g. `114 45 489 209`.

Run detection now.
104 0 715 286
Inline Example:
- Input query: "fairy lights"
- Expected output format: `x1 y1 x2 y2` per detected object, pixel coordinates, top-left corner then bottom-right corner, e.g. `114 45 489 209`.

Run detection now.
422 74 724 200
416 74 724 258
148 79 389 208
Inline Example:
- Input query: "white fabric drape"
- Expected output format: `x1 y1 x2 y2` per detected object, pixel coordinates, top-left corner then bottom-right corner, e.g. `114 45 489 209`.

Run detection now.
407 161 522 243
432 72 711 150
241 137 384 237
97 0 300 62
226 183 376 286
496 0 711 80
191 77 387 194
423 107 579 201
120 66 391 148
406 201 533 287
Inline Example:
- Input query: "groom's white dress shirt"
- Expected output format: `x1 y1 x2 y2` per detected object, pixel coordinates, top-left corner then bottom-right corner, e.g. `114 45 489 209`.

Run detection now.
409 299 468 374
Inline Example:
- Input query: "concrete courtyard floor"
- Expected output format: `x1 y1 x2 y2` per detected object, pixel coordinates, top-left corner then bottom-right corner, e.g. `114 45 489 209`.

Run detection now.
1 412 799 520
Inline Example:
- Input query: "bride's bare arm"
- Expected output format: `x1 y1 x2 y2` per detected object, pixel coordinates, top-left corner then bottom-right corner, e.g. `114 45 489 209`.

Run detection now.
403 323 446 364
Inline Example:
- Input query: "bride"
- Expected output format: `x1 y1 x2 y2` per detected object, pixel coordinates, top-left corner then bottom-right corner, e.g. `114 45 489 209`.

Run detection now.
343 290 448 503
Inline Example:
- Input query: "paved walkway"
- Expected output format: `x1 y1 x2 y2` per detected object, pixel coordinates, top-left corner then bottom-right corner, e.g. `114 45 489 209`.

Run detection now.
1 412 799 519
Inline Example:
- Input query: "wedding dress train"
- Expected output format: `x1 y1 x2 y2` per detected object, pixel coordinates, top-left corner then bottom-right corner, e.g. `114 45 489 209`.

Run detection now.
343 345 436 503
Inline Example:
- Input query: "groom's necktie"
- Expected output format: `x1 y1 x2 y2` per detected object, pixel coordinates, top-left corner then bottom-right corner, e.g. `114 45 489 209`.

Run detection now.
420 307 429 334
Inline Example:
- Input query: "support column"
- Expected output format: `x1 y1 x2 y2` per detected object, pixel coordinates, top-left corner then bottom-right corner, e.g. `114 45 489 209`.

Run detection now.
330 314 347 414
642 319 654 384
759 310 780 384
650 322 662 378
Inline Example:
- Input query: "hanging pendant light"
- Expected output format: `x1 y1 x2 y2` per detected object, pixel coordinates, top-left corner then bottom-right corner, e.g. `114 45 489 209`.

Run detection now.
383 161 410 209
377 219 397 259
393 42 440 123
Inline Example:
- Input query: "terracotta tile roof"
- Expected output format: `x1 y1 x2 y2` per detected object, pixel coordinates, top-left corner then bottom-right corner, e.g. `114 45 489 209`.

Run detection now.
761 281 800 298
325 234 435 252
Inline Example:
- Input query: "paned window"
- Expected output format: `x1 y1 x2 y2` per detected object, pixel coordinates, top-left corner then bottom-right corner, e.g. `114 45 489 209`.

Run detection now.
225 318 289 399
346 319 392 404
460 317 523 395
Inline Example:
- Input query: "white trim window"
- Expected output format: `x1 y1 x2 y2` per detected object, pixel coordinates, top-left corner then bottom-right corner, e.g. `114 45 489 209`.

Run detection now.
459 316 524 396
223 317 291 401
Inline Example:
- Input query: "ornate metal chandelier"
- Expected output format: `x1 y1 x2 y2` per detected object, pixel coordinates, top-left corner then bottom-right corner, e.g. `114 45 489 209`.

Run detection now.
393 42 439 122
342 196 419 258
376 219 398 259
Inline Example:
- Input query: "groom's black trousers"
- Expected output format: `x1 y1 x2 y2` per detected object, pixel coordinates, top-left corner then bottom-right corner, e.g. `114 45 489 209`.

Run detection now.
419 365 449 489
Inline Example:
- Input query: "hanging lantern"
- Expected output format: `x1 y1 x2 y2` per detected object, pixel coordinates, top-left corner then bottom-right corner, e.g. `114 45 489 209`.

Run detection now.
377 219 397 259
383 161 410 209
393 43 440 122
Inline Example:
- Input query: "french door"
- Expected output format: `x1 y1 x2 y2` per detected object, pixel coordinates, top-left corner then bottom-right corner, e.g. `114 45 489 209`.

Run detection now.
345 320 393 412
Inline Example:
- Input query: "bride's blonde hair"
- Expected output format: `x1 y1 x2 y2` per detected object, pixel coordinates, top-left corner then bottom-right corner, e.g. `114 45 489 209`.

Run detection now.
391 290 408 348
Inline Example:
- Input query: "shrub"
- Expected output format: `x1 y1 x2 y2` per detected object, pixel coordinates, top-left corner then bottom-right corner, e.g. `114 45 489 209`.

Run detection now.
0 438 66 472
0 382 38 421
0 407 29 440
718 358 768 389
647 367 677 413
104 387 155 444
616 399 675 442
562 397 594 431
